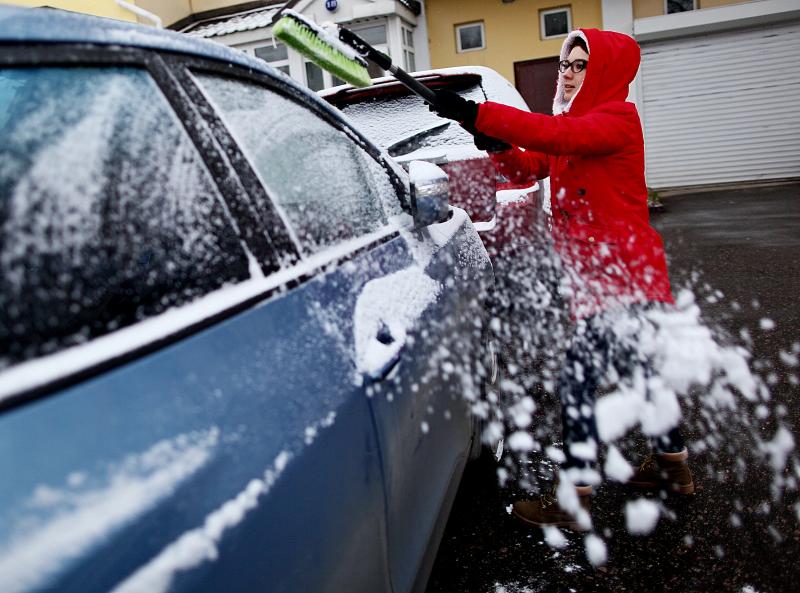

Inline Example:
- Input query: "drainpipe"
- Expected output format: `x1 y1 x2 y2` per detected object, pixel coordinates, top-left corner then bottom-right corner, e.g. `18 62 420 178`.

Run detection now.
115 0 163 29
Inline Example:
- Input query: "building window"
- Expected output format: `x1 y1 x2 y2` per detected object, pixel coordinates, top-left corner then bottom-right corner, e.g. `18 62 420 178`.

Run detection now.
402 25 416 72
305 60 325 91
540 7 571 40
456 22 485 53
254 42 290 75
353 23 389 79
666 0 696 14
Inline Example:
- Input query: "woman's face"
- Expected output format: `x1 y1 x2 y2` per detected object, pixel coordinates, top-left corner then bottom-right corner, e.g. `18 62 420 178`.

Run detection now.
561 46 589 102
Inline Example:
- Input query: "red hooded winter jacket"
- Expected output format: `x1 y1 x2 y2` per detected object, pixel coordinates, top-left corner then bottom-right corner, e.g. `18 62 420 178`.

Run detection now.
475 28 673 318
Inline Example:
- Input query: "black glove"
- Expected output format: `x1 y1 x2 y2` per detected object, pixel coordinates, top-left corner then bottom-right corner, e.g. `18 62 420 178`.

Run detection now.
429 90 510 152
473 132 512 153
428 89 479 128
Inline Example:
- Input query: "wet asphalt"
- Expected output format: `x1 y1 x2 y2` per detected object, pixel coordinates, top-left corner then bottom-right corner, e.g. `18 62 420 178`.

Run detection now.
425 181 800 593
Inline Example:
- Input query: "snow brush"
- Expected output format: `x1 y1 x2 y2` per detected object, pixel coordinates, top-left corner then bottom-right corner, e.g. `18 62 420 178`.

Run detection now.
273 11 372 88
273 10 438 105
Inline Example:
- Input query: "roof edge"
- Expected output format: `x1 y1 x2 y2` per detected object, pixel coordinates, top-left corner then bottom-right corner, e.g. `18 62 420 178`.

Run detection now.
170 0 285 31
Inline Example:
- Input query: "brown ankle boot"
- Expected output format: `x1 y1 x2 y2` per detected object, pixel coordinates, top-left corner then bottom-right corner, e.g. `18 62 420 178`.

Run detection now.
512 484 592 531
628 448 694 494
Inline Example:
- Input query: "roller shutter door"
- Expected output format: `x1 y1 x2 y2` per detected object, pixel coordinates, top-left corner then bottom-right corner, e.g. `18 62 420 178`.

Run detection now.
639 20 800 189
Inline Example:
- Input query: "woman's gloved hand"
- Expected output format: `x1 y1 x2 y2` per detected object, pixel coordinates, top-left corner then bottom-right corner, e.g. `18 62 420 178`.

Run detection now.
429 90 511 152
473 132 511 153
429 89 479 127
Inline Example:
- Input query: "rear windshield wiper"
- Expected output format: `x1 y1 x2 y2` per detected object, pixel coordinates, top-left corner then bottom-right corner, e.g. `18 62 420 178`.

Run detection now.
386 121 450 157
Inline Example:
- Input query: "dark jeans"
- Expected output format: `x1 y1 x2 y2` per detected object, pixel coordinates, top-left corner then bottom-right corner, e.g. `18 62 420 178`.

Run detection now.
559 308 685 471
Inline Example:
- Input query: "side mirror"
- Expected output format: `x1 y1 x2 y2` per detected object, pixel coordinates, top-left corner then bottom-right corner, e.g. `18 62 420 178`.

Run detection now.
409 160 450 227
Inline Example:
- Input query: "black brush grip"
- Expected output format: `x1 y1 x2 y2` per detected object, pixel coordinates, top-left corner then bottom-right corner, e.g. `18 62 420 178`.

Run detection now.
338 27 438 105
388 65 438 105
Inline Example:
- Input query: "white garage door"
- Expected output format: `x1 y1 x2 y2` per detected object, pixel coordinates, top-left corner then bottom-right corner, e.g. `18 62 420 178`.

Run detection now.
639 20 800 189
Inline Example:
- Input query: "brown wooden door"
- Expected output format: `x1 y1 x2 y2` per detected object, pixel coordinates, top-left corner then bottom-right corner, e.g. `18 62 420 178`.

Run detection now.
514 57 559 114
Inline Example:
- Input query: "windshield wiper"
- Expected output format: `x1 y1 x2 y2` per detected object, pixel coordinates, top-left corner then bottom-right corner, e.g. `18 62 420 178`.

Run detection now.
386 121 450 157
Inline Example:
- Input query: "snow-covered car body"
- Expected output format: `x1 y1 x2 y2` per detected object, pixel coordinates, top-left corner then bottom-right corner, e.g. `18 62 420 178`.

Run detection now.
0 7 493 593
320 66 546 260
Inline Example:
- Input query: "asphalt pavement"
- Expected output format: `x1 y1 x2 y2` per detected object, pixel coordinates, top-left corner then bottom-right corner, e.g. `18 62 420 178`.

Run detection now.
425 181 800 593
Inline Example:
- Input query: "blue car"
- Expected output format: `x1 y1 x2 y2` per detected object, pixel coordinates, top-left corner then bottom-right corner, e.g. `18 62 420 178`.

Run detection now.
0 7 493 593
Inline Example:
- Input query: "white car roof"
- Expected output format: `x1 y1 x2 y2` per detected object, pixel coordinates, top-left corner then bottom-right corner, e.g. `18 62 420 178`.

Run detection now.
320 65 531 112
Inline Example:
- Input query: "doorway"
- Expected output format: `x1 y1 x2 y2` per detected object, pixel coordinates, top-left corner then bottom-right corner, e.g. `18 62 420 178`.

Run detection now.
514 57 559 114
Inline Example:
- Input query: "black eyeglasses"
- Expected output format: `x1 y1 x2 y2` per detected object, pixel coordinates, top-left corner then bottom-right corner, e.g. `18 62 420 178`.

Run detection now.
558 59 588 74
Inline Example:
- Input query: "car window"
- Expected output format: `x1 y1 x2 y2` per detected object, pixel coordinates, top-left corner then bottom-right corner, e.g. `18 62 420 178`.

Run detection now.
192 73 399 255
334 84 486 157
0 66 250 371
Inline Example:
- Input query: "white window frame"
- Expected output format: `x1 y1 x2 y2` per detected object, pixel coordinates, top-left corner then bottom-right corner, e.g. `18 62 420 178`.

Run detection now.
540 6 572 40
455 21 485 53
401 24 416 72
251 40 290 76
665 0 697 15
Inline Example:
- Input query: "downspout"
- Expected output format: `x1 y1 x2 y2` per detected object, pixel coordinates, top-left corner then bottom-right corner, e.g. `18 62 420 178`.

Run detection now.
115 0 163 29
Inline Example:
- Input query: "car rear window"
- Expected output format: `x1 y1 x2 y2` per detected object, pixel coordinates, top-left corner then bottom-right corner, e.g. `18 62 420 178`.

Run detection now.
0 66 250 371
193 73 397 255
330 82 487 157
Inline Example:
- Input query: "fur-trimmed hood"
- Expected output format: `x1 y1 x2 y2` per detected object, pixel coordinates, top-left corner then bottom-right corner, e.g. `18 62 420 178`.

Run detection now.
553 28 641 116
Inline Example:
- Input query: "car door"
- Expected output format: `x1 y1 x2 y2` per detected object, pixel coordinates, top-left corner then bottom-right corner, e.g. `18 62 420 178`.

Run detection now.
183 65 494 593
0 49 389 593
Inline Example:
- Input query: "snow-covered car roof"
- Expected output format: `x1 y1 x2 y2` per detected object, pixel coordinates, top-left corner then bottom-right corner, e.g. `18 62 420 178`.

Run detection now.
320 66 530 165
320 65 530 111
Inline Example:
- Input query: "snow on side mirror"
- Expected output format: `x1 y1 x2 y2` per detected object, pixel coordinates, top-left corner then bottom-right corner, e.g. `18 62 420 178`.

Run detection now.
409 160 451 227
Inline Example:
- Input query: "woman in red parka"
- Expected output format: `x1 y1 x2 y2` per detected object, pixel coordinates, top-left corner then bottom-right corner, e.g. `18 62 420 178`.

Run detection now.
431 29 694 530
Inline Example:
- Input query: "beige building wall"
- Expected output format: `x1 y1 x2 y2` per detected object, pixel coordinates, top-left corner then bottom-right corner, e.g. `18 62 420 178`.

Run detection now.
634 0 750 19
136 0 268 28
3 0 139 21
136 0 192 26
426 0 602 81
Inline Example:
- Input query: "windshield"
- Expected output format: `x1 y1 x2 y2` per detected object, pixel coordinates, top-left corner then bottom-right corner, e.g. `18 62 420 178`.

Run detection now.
337 83 486 157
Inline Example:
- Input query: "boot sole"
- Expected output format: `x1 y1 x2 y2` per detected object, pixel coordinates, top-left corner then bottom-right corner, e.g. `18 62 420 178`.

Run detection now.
511 508 590 532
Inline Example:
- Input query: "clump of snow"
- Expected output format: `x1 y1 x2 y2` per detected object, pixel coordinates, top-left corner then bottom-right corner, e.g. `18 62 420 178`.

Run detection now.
546 446 566 464
625 499 660 535
556 476 592 531
543 526 568 549
760 426 795 473
568 439 597 462
584 533 607 566
604 445 634 482
508 431 535 452
759 318 775 331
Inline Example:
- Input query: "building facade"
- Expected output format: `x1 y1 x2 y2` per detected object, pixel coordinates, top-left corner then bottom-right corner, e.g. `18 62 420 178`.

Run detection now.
426 0 800 189
3 0 140 22
163 0 431 93
606 0 800 189
425 0 603 114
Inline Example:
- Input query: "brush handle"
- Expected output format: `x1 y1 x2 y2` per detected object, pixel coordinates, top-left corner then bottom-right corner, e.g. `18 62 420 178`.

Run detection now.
338 27 438 105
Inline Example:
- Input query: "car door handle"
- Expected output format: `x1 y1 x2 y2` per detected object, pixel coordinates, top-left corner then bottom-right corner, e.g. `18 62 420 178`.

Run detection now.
364 323 405 382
